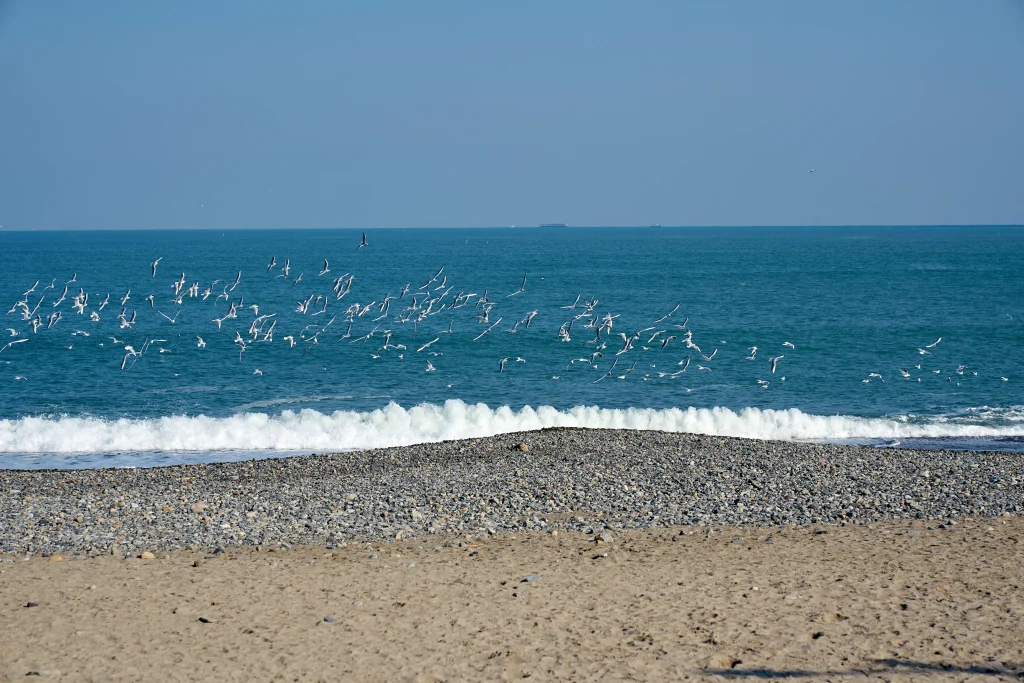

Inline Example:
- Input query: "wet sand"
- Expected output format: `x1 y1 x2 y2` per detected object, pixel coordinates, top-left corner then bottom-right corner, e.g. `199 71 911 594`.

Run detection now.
2 517 1022 682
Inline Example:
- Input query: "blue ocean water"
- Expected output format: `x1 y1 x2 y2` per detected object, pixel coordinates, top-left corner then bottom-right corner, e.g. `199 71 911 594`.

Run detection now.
1 226 1022 468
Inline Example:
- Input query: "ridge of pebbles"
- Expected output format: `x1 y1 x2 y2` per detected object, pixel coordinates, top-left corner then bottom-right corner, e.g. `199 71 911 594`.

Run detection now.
1 428 1022 555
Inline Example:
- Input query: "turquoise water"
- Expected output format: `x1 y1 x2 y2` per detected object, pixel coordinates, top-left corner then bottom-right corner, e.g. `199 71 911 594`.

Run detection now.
1 226 1022 468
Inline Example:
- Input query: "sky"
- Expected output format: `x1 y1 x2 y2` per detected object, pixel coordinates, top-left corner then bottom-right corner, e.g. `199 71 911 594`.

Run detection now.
0 1 1022 230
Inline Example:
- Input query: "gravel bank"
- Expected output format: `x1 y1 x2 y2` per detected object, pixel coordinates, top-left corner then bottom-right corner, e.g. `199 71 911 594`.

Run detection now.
1 428 1022 555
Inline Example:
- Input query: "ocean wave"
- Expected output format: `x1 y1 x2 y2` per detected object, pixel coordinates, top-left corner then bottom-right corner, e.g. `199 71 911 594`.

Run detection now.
2 401 1024 455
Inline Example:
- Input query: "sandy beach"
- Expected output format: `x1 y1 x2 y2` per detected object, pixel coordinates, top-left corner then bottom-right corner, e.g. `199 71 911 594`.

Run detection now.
1 518 1021 682
1 429 1023 681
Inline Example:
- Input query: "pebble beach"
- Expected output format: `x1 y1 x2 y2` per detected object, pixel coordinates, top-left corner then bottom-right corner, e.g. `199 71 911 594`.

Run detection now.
2 428 1022 556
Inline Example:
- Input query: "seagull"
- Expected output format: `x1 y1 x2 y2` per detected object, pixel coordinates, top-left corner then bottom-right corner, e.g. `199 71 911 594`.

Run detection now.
899 369 910 379
868 373 885 383
769 355 784 374
196 336 206 349
318 259 330 276
151 257 162 278
417 337 440 353
229 271 241 291
917 348 932 355
253 369 263 376
425 360 435 372
925 337 942 348
499 357 510 372
284 335 295 348
782 341 795 349
4 328 17 337
145 294 155 308
0 338 28 354
506 273 527 297
357 232 369 250
22 281 38 297
120 290 130 306
267 256 277 273
652 302 680 324
561 294 582 309
746 346 758 360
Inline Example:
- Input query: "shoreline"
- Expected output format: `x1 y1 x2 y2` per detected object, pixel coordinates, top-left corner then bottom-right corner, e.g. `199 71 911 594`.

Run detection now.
1 428 1022 556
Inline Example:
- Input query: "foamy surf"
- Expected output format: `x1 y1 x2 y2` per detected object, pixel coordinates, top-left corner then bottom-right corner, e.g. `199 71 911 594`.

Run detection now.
1 401 1024 459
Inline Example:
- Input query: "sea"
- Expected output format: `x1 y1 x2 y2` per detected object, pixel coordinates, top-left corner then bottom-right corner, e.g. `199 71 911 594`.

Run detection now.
0 226 1022 469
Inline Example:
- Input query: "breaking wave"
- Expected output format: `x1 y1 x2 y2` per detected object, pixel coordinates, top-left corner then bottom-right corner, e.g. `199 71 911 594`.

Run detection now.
2 401 1024 457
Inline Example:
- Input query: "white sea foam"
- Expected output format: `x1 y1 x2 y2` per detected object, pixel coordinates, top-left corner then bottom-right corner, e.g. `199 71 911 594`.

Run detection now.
1 401 1024 456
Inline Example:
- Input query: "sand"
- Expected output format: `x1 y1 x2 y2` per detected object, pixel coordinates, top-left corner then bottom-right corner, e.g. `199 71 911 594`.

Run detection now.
1 517 1021 682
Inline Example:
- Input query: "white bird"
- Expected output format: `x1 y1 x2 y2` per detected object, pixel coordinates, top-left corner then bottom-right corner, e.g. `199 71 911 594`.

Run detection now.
319 259 330 276
746 346 757 360
917 348 932 355
417 337 440 353
253 369 263 376
284 336 296 348
151 257 162 278
267 256 277 273
782 341 795 349
868 373 885 383
506 273 527 297
769 355 784 374
561 294 582 309
5 328 17 337
652 302 680 324
425 360 435 372
196 336 206 349
0 338 28 354
899 369 910 379
120 290 130 306
499 357 510 372
357 232 369 250
925 337 942 348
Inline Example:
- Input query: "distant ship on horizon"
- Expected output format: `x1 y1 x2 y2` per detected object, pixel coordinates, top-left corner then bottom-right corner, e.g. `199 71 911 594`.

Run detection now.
539 223 567 228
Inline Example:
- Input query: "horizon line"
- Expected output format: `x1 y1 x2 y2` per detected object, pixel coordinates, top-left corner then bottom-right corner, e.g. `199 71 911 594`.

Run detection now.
1 223 1022 233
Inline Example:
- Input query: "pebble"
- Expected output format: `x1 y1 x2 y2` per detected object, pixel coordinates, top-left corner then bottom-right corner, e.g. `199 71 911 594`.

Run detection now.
140 551 156 560
522 574 542 583
1 428 1022 555
323 616 336 623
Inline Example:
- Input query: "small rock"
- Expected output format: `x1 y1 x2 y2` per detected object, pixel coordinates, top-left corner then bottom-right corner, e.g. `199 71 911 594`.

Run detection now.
593 552 609 559
595 532 614 544
352 600 363 606
190 503 207 514
140 552 156 560
731 537 743 544
24 602 39 608
192 559 203 568
198 616 216 623
521 574 541 583
324 616 336 623
49 555 63 562
517 442 529 452
86 585 96 590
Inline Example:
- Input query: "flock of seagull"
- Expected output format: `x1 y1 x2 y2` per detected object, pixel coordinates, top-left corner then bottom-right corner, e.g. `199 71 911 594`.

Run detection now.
1 232 1010 389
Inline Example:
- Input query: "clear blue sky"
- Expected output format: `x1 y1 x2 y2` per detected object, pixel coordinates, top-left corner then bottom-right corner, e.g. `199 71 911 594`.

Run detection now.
1 1 1022 230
